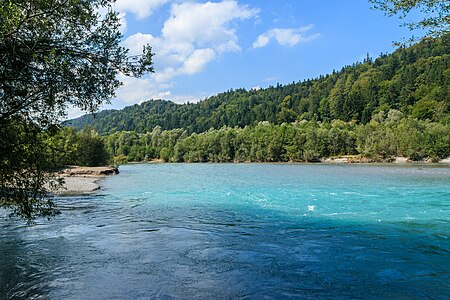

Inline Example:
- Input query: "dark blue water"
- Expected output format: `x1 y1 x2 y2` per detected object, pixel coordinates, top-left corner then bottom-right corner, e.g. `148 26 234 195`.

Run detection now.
1 164 449 299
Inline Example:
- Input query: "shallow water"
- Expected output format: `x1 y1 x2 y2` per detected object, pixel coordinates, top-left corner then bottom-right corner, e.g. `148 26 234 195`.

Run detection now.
1 164 449 299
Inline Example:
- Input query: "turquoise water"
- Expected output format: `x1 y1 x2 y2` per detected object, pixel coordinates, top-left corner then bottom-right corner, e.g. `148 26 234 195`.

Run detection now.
1 164 449 299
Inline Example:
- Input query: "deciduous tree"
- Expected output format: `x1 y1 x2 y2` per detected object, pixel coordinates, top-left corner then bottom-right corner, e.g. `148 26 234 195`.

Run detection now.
0 0 153 221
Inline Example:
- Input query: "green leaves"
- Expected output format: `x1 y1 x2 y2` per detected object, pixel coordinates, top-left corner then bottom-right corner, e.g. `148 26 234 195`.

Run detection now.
47 127 110 168
370 0 450 44
102 116 450 164
67 34 450 139
0 0 153 221
0 118 60 222
0 0 154 124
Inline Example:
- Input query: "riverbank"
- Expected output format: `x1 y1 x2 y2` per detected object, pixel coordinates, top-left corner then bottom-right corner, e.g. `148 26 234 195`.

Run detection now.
322 155 450 164
55 166 119 195
130 156 450 164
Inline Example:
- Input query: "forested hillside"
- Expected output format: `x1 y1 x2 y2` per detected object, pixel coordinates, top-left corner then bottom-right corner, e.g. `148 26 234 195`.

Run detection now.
66 34 450 134
63 34 450 164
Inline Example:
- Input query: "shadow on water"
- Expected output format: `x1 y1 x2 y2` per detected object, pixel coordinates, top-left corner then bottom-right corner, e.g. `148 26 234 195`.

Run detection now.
0 196 105 299
1 203 449 299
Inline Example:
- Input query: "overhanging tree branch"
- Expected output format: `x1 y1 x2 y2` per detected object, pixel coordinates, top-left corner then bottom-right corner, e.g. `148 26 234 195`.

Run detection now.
0 0 154 221
370 0 450 44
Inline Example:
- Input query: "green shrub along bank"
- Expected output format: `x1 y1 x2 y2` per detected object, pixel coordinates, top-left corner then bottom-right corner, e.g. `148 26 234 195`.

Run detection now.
46 127 110 168
102 112 450 164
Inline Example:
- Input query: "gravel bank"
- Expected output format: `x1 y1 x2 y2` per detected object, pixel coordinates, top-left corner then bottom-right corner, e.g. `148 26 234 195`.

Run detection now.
54 166 118 195
55 177 102 195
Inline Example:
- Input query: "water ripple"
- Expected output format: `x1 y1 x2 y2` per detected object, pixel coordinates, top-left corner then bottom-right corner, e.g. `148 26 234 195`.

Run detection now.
1 164 450 299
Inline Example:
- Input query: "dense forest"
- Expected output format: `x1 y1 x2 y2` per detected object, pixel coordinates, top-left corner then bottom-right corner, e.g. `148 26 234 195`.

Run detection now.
103 117 450 164
66 34 450 135
65 34 450 164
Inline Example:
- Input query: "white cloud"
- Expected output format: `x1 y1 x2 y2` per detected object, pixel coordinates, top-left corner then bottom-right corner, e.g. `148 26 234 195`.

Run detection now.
180 48 216 75
162 1 257 50
115 73 201 104
253 34 270 48
121 0 258 94
66 106 85 120
122 33 160 56
264 76 280 82
111 73 207 110
114 0 169 19
115 74 161 104
253 26 319 48
118 12 128 33
67 1 259 118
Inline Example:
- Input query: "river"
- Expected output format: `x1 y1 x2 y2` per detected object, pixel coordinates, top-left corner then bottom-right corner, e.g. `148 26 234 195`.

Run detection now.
1 164 449 299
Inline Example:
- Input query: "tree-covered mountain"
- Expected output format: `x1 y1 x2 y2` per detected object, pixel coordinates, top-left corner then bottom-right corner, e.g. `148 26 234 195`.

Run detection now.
65 34 450 135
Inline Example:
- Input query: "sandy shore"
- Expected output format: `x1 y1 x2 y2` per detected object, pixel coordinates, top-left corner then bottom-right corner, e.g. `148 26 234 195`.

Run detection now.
54 166 118 195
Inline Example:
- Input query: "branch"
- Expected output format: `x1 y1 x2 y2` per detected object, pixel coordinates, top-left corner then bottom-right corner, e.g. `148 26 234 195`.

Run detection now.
3 0 71 38
0 90 45 122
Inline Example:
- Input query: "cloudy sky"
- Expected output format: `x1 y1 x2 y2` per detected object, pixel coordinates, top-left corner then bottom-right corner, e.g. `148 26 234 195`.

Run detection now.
69 0 417 118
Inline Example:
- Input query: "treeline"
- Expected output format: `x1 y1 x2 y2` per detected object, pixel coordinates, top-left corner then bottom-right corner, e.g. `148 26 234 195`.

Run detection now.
45 127 110 168
66 34 450 135
0 121 109 182
103 111 450 164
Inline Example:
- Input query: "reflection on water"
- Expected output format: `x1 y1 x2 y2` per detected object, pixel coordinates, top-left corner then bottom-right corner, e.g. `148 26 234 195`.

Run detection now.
1 164 449 299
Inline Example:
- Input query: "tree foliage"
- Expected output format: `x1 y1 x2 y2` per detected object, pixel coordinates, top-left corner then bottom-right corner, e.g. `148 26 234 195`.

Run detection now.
0 0 153 221
63 34 450 165
0 118 59 220
0 0 152 124
102 115 450 164
68 34 450 135
46 127 110 168
370 0 450 43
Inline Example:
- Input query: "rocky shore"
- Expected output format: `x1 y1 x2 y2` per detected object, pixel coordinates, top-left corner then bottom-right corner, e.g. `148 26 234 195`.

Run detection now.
322 155 450 164
54 166 119 195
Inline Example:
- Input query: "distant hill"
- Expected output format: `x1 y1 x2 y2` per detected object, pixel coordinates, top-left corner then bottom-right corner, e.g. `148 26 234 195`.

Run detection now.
65 34 450 135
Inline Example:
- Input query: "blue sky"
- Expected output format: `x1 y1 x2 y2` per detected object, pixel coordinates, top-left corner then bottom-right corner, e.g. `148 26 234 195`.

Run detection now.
69 0 418 118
